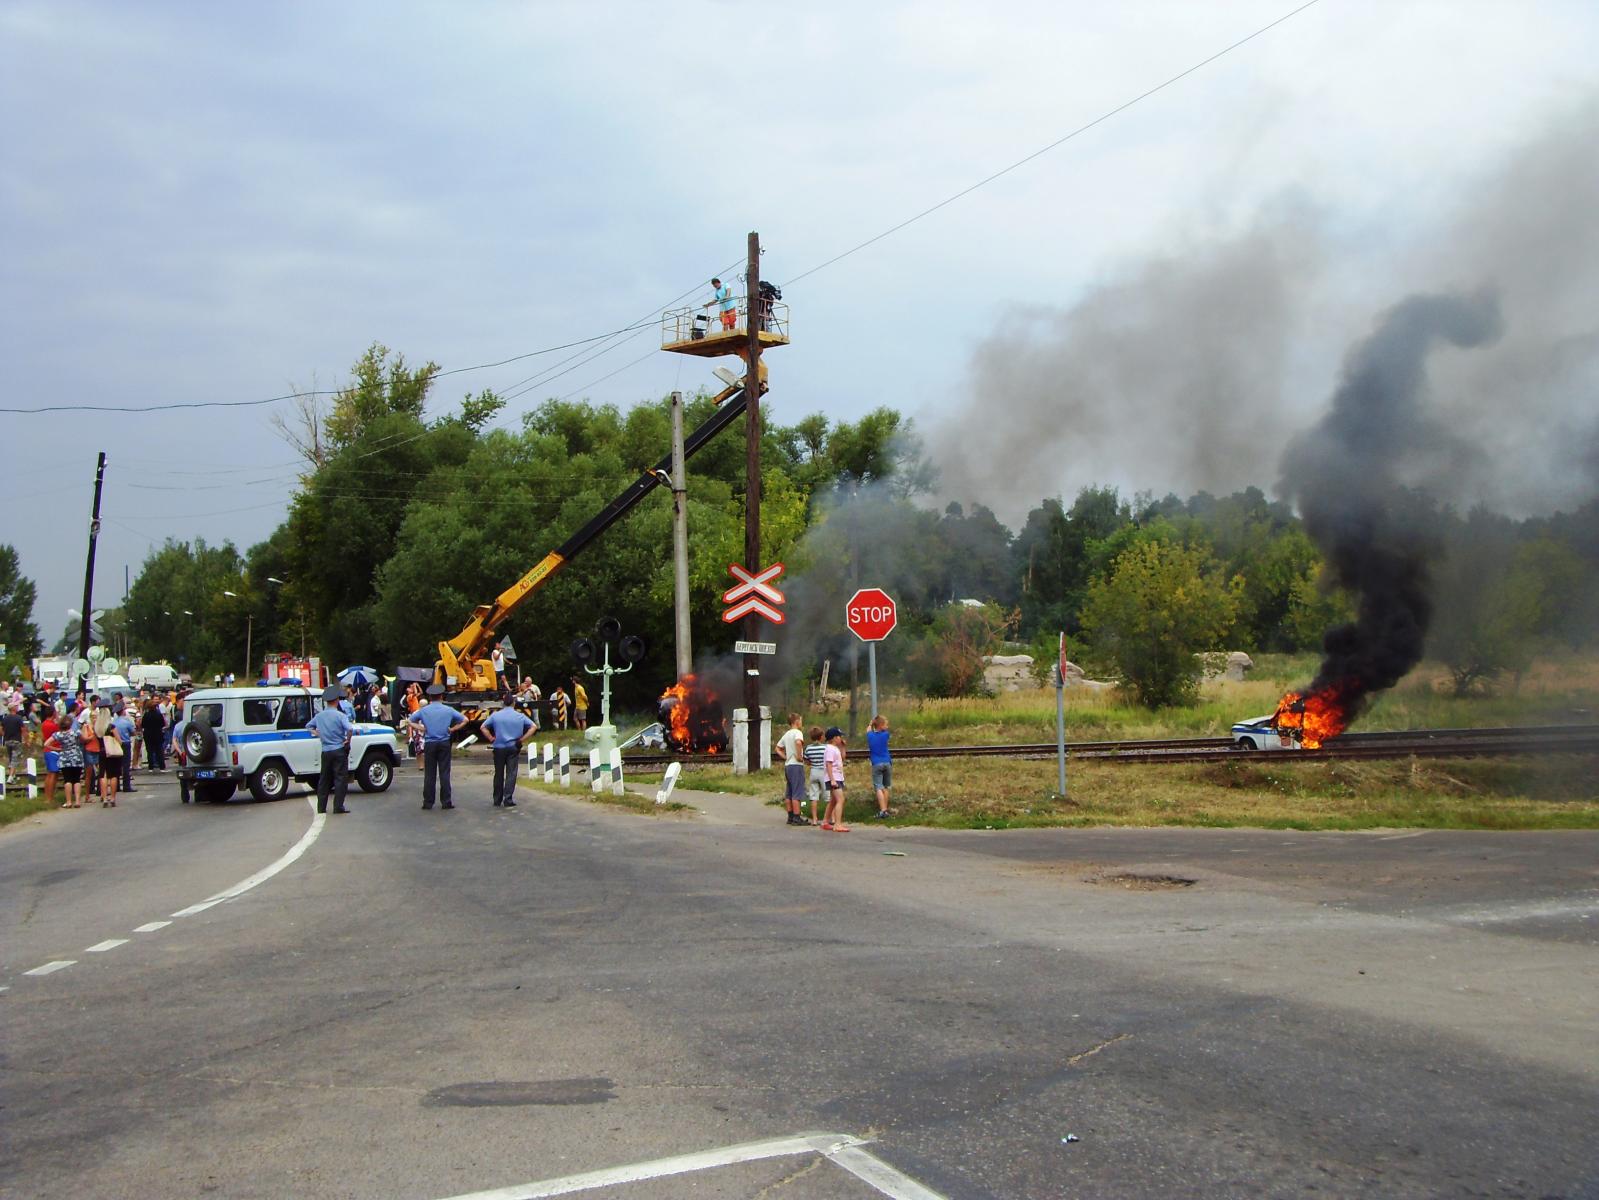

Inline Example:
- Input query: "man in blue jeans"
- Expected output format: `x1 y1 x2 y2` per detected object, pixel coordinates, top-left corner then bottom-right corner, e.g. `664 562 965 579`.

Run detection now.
409 684 467 810
482 704 536 808
306 686 356 814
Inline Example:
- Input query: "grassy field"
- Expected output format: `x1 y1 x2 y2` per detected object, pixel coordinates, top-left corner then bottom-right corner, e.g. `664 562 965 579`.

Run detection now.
0 787 53 827
603 654 1599 831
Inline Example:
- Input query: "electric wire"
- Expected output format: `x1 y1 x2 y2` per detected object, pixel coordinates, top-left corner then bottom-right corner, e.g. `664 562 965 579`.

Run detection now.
780 0 1323 289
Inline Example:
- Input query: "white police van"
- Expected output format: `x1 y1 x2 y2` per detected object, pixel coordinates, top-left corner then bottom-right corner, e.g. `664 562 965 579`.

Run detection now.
176 685 400 803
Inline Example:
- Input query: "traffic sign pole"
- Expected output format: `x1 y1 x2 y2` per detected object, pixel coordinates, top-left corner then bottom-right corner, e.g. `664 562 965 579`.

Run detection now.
868 642 878 721
1055 631 1067 796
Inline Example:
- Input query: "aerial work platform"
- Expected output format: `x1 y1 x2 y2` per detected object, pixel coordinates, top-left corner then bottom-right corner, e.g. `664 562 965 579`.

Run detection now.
661 291 789 358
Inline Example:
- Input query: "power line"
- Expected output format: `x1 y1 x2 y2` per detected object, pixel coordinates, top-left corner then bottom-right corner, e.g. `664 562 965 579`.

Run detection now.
781 0 1323 289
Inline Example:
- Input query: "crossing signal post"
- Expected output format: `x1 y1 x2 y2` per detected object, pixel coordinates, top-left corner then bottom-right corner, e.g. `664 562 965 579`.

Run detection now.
742 231 764 777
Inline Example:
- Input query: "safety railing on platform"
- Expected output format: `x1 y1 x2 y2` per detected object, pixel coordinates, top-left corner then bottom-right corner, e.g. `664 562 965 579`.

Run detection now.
662 295 789 348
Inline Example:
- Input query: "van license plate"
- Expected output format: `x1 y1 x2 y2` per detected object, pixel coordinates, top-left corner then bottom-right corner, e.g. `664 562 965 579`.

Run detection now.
196 770 217 779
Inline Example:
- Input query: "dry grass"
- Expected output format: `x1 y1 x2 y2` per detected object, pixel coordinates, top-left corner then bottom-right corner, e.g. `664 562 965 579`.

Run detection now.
0 788 52 827
633 753 1599 831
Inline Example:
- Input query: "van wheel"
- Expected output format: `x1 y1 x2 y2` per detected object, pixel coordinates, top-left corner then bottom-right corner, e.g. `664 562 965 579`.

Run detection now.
355 753 393 793
195 780 237 804
1235 737 1258 751
248 760 291 802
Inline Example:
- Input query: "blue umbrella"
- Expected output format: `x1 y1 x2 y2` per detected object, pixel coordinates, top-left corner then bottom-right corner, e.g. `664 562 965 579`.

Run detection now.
338 665 378 688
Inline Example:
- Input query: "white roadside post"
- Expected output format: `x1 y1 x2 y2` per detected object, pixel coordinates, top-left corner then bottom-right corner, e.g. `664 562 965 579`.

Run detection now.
558 745 571 788
27 757 37 780
589 747 604 793
542 742 555 783
655 761 683 806
609 747 625 796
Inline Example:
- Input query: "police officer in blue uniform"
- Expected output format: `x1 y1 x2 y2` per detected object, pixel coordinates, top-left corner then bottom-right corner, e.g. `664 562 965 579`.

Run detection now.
409 684 467 810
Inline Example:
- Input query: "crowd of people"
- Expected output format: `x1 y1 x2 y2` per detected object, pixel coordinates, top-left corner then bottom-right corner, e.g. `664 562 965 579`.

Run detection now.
2 680 184 810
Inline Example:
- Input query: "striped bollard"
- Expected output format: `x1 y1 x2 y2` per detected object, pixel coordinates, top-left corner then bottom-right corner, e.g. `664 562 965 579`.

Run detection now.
655 761 682 806
526 741 537 776
609 748 624 796
28 783 38 800
558 745 571 788
27 757 38 779
542 742 555 783
589 748 603 793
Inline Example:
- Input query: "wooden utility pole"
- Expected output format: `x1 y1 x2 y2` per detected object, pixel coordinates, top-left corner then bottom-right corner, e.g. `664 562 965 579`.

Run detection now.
78 451 107 671
670 391 693 680
743 231 763 771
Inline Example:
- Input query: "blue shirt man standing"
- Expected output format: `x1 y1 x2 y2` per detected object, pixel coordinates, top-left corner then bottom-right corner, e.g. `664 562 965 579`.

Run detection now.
409 684 467 810
482 706 536 808
307 688 356 815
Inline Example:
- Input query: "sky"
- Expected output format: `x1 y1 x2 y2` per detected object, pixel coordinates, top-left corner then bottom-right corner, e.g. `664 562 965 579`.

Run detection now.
4 0 1597 647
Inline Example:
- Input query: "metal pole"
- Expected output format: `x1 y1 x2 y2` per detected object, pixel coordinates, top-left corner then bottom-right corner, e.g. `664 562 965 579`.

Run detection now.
670 391 692 680
742 231 763 774
1056 667 1067 794
78 452 107 678
244 613 253 685
868 642 878 722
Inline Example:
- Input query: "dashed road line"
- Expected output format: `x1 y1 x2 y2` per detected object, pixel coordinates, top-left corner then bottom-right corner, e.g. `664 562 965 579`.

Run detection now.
7 798 327 989
435 1131 948 1200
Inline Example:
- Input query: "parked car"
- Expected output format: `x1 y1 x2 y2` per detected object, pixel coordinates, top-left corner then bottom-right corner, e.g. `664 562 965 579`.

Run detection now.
175 685 400 803
1231 714 1300 751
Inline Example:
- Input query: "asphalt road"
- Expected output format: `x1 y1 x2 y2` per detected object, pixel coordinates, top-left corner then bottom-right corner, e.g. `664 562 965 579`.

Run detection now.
2 760 1596 1199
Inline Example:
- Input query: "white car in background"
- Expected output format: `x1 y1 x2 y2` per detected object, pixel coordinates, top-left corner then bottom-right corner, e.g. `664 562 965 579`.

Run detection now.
1230 715 1300 751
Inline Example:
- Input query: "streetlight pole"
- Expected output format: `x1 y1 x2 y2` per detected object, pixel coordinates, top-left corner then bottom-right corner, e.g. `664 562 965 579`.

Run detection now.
742 231 763 774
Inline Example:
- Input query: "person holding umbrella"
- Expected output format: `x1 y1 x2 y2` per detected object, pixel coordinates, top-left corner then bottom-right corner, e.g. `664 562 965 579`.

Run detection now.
306 684 356 815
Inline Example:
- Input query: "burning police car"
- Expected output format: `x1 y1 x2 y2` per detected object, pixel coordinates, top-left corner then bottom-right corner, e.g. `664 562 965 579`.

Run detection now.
1230 714 1301 751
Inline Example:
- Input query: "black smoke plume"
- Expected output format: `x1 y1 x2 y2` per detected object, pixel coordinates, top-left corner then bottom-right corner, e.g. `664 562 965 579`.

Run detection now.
1278 291 1504 725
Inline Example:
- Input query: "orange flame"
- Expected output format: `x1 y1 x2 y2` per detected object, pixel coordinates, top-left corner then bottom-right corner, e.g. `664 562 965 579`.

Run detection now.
659 675 727 754
1272 684 1355 749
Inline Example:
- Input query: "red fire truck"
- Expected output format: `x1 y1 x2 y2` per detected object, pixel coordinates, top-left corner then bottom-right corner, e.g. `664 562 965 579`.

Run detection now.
260 653 329 689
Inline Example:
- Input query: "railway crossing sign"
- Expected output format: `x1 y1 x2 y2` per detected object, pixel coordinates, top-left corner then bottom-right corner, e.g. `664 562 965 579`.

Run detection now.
723 562 786 625
845 588 896 642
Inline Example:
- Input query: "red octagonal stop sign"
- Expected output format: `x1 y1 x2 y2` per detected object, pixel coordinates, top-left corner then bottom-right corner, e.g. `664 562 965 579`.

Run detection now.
846 587 897 642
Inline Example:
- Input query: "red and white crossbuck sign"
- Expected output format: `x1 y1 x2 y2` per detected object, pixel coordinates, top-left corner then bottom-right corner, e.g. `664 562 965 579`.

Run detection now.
722 562 786 625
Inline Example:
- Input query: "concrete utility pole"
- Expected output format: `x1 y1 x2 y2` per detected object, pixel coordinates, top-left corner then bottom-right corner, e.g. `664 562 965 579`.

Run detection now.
743 231 763 773
78 451 107 668
670 391 692 680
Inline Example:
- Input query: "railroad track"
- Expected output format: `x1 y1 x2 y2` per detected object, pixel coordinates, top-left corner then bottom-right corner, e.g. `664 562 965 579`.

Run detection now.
620 724 1599 768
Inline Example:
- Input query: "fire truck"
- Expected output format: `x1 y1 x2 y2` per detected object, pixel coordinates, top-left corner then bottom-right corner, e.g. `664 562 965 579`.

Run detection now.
260 653 329 689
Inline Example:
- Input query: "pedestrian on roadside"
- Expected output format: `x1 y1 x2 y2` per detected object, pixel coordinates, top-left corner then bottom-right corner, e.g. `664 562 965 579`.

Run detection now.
306 685 355 815
820 727 850 832
141 699 166 772
802 725 827 826
571 677 589 732
127 699 144 773
866 714 892 819
774 712 809 826
114 705 138 793
82 697 106 798
99 712 124 806
39 705 60 808
46 718 84 808
409 684 467 810
0 703 23 776
482 704 537 808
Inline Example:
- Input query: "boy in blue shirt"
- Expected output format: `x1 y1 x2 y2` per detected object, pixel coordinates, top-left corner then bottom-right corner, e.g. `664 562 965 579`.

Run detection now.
866 714 892 819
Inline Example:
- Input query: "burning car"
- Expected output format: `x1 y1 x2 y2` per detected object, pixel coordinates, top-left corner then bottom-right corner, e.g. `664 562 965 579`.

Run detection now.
658 675 727 754
1230 715 1301 751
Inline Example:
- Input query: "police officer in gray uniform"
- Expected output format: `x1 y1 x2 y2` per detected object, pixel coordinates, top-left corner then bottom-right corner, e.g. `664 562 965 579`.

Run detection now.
409 684 467 810
306 684 356 814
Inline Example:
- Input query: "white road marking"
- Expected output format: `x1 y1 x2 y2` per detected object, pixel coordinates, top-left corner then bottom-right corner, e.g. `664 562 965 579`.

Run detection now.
435 1131 947 1200
170 799 326 918
133 921 171 933
25 961 76 976
85 939 128 953
1376 830 1429 841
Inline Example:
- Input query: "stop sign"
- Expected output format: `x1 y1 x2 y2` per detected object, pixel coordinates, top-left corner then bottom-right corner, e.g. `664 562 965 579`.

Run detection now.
846 588 897 642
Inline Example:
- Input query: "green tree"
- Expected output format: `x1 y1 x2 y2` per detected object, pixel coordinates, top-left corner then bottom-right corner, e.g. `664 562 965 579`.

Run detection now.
0 544 42 668
1081 538 1241 707
904 602 1017 697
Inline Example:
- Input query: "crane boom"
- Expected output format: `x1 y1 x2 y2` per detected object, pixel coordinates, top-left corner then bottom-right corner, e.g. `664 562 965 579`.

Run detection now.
435 384 751 691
